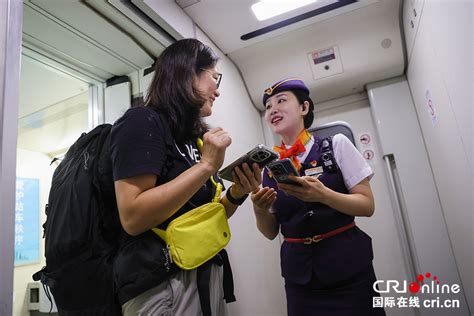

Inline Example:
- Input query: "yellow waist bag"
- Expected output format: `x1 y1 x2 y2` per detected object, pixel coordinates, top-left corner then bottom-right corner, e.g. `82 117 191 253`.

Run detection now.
152 181 230 270
152 139 231 270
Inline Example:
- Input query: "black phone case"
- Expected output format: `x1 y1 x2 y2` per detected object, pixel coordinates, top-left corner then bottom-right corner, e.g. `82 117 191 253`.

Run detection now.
218 145 278 181
267 158 301 186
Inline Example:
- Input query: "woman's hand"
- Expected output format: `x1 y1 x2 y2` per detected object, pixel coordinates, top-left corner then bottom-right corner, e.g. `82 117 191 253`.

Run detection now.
200 127 232 173
279 176 375 217
277 175 328 203
251 187 277 213
251 187 279 239
230 162 262 197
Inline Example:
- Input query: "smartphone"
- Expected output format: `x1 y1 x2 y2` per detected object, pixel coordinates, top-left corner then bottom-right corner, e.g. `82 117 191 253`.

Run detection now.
218 145 278 181
267 158 301 186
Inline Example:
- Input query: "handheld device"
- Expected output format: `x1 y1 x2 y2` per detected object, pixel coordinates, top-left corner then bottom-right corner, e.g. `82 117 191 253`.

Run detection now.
267 158 301 186
218 144 278 181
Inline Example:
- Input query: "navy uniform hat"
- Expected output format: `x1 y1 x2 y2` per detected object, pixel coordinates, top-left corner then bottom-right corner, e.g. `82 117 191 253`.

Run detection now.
262 78 310 105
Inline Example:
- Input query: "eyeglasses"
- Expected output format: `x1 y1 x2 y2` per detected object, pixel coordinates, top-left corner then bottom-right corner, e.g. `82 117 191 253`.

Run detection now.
200 68 222 89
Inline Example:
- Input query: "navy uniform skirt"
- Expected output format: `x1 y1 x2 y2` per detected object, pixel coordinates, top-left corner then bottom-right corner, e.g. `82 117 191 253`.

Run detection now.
285 265 386 316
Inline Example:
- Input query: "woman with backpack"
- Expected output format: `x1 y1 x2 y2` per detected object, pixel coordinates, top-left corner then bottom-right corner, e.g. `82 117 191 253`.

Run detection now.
250 78 385 315
110 39 261 315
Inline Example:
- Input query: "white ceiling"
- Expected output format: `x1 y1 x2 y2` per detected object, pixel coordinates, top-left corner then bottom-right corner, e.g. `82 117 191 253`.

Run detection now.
20 0 405 113
178 0 404 109
180 0 379 54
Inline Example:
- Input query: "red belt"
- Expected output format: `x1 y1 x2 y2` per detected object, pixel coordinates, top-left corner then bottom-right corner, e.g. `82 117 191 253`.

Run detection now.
284 222 356 245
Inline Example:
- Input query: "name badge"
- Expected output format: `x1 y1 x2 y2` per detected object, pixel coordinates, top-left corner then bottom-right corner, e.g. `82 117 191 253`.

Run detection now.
304 166 323 177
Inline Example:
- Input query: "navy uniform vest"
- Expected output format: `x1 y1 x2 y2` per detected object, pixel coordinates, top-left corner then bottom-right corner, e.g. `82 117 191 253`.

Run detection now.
262 137 374 286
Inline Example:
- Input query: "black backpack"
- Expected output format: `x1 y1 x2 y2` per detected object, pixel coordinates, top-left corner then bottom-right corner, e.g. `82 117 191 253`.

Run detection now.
33 124 123 315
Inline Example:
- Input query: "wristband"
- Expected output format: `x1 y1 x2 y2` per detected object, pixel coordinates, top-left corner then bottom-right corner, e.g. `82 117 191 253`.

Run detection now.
226 187 249 205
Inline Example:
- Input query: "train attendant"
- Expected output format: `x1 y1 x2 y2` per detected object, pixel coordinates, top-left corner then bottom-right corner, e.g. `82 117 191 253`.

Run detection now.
251 78 385 315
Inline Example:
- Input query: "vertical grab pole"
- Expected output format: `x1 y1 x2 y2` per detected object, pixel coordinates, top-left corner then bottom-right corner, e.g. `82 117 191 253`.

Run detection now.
383 154 420 282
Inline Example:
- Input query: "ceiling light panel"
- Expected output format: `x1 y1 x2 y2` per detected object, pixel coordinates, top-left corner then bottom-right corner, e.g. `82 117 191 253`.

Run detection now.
251 0 318 21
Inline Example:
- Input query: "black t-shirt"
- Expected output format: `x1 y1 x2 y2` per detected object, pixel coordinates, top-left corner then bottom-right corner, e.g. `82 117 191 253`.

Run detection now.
110 106 227 302
110 106 218 227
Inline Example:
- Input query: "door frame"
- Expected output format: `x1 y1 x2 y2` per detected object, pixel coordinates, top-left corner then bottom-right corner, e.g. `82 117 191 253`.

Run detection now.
0 1 23 315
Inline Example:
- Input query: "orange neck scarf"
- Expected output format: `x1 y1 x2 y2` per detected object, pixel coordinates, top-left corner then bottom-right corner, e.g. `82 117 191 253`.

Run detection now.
274 129 312 171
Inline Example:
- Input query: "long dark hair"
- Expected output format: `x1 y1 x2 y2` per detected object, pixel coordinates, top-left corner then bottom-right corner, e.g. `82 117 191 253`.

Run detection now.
292 90 315 129
145 39 220 143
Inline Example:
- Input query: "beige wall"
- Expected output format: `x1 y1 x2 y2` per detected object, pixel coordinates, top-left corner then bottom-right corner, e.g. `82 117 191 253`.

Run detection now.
405 0 473 313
